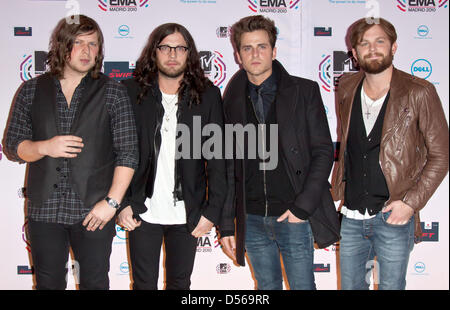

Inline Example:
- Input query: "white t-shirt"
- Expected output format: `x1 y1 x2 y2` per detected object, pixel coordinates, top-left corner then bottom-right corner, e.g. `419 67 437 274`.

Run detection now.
139 92 186 225
361 85 387 136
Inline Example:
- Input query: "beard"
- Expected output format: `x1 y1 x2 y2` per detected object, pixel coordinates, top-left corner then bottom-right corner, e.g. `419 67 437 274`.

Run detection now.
357 50 394 74
157 59 187 79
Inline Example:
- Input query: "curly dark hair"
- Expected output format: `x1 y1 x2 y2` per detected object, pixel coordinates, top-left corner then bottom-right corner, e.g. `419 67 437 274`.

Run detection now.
133 23 211 106
46 15 104 79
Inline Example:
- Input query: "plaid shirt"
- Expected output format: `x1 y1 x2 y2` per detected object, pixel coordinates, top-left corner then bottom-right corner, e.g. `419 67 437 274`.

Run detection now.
4 74 138 225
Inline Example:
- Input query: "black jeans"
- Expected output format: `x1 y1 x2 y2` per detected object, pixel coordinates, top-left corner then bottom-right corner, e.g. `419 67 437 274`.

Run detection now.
128 220 197 290
27 218 116 290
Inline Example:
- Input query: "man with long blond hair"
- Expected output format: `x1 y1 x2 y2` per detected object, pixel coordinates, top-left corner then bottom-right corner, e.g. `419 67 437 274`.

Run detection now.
3 15 138 289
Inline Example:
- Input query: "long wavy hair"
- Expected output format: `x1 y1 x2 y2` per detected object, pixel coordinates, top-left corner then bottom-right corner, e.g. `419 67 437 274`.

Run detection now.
46 15 104 79
133 23 211 106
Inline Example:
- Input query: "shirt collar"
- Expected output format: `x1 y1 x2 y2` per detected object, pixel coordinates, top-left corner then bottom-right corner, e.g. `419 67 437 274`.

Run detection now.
247 65 279 94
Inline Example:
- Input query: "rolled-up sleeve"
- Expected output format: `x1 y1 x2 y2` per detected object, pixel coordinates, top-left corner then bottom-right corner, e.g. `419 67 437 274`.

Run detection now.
106 81 139 170
3 79 37 163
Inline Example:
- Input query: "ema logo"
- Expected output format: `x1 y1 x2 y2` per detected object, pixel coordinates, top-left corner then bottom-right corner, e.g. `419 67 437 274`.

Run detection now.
420 221 439 241
313 263 331 273
20 51 47 82
14 27 32 36
322 242 339 252
248 0 301 13
397 0 448 12
216 263 231 274
199 51 227 90
98 0 150 12
104 61 135 81
411 59 432 80
197 229 220 253
318 51 358 92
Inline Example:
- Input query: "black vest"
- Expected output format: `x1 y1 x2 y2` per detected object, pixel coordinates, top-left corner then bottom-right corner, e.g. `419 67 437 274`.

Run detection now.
244 93 296 216
27 73 115 208
344 81 390 215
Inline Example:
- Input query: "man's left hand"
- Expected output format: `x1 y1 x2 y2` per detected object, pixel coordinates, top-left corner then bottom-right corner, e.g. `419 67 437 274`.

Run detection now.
277 210 305 223
382 200 414 225
83 200 117 231
191 216 214 238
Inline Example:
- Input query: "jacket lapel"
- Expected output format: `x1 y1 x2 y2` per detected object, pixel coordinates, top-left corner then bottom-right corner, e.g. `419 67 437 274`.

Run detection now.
224 69 247 126
380 68 410 146
339 71 365 142
275 72 297 142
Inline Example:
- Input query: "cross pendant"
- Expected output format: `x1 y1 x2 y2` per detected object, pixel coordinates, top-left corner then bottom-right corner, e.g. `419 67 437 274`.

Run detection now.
365 110 371 119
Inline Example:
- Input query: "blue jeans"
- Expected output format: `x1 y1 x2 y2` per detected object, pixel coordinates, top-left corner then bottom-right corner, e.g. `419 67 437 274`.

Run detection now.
245 214 316 290
340 211 415 290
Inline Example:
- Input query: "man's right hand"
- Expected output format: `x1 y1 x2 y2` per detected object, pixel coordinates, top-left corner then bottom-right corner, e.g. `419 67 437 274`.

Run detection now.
220 236 236 261
117 205 141 231
41 135 84 158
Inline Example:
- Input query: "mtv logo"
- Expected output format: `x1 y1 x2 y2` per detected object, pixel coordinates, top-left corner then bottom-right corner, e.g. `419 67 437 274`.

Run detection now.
199 51 213 73
420 222 439 242
34 51 47 74
333 51 358 73
217 27 229 38
216 263 231 274
20 51 47 82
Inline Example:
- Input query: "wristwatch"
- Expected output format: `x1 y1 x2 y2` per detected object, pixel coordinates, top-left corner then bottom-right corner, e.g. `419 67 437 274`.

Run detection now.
105 197 120 209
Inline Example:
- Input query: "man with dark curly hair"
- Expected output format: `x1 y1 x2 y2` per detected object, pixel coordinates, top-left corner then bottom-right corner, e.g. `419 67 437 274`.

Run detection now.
3 15 138 290
118 23 227 290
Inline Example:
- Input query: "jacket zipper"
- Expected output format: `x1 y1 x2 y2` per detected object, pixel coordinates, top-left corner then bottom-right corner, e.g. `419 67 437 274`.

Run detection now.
261 124 268 217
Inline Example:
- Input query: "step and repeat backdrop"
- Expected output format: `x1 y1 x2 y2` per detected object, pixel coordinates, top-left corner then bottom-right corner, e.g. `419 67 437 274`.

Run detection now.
0 0 448 290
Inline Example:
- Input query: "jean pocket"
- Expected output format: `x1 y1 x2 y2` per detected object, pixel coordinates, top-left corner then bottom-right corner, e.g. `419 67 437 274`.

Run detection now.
381 211 411 228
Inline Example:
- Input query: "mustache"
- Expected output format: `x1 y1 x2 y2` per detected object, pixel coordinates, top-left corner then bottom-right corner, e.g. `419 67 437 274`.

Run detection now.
364 53 384 59
164 61 181 65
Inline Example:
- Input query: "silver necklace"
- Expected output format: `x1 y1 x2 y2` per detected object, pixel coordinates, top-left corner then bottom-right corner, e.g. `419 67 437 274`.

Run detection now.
162 94 178 132
362 91 377 120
